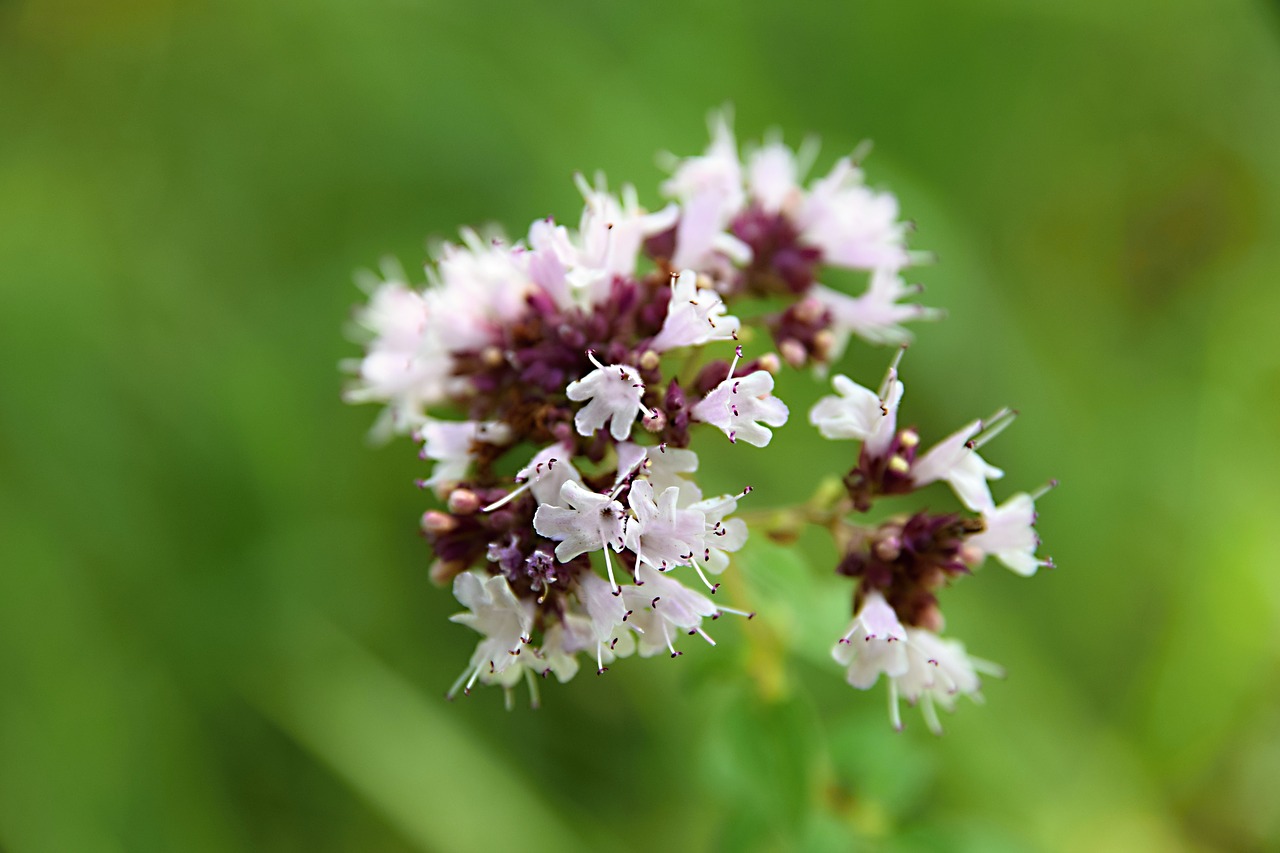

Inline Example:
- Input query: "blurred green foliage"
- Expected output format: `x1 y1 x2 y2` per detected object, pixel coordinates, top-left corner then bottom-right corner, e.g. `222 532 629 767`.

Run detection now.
3 0 1280 850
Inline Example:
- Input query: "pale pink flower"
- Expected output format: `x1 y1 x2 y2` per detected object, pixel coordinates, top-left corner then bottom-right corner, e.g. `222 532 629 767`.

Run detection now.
691 369 789 447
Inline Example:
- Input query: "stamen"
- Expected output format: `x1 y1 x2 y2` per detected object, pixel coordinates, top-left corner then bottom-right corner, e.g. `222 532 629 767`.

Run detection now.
970 656 1006 678
850 138 874 166
690 560 720 594
481 479 532 512
888 679 903 732
691 626 716 646
585 348 605 371
715 604 755 620
1030 479 1059 501
603 546 621 596
596 642 607 675
969 408 1017 450
525 667 541 710
446 662 479 701
662 622 681 658
921 693 943 736
878 345 907 399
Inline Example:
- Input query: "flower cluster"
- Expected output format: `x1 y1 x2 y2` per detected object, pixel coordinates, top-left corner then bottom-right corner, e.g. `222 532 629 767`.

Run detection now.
345 112 1049 724
811 350 1055 732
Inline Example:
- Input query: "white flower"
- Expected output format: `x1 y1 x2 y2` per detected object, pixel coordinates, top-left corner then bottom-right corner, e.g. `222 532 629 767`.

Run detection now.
430 229 534 352
643 444 704 505
447 571 535 698
622 566 718 658
572 174 678 296
968 492 1043 576
809 369 903 458
832 591 909 689
615 442 704 505
811 269 940 352
572 572 639 673
565 355 649 441
912 420 1005 513
344 264 455 437
662 112 748 271
890 629 999 735
691 369 789 447
663 111 744 215
532 618 583 683
687 493 748 575
482 443 582 513
529 179 678 309
517 443 583 506
623 480 706 571
417 419 511 497
746 139 806 215
795 158 911 272
533 480 626 562
650 270 741 352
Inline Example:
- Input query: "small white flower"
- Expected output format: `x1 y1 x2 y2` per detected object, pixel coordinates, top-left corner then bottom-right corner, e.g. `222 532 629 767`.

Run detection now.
572 174 678 295
811 269 941 353
431 228 534 352
417 419 511 497
565 354 649 441
616 442 703 505
623 480 706 571
482 443 582 513
622 566 718 658
517 443 583 507
661 113 753 271
344 264 454 437
687 493 748 575
691 369 789 447
532 618 583 683
832 591 909 689
746 139 805 215
448 571 535 698
532 480 626 562
809 368 903 458
890 629 999 735
572 573 638 672
650 270 741 352
912 420 1005 513
796 158 911 272
968 492 1044 576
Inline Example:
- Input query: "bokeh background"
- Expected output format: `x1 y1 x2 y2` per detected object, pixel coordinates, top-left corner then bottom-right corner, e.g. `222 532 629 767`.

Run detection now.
3 0 1280 850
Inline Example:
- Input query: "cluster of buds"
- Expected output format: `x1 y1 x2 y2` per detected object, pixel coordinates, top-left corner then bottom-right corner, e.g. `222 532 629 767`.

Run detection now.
344 112 1050 725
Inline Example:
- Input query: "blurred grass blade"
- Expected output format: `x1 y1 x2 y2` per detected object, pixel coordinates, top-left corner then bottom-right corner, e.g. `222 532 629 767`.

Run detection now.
244 606 587 853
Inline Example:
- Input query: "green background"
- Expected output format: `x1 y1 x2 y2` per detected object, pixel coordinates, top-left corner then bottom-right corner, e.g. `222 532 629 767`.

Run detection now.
3 0 1279 850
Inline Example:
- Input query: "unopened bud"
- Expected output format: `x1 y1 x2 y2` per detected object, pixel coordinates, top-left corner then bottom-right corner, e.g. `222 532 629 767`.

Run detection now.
481 346 504 368
812 329 835 360
447 488 481 515
421 510 457 535
779 339 807 368
874 534 901 562
642 408 667 433
899 428 919 449
757 352 781 375
887 455 910 475
915 602 945 633
639 349 661 371
429 559 467 587
960 543 984 567
794 296 824 325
